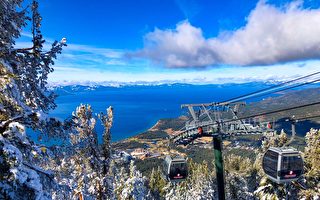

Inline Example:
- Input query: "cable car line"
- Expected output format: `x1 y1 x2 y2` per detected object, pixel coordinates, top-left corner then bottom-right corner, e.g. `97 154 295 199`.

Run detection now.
180 76 320 112
226 77 320 104
222 100 320 124
219 71 320 104
199 71 320 107
293 114 320 121
186 101 320 132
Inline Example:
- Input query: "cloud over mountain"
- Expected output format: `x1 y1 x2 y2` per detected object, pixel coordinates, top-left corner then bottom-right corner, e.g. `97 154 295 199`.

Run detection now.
132 1 320 67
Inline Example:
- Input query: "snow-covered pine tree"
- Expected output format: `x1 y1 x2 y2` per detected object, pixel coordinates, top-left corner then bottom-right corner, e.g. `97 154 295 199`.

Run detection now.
148 166 167 199
99 106 113 175
118 160 152 200
224 154 255 199
0 0 66 199
99 106 115 198
56 104 114 199
0 0 28 128
114 166 129 199
299 128 320 199
0 0 66 133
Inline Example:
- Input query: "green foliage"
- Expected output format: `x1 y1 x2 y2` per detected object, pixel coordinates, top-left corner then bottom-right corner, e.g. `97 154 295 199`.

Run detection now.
135 130 168 139
148 167 167 198
135 157 162 176
113 140 146 150
261 130 288 151
225 154 254 175
184 146 215 169
225 148 257 160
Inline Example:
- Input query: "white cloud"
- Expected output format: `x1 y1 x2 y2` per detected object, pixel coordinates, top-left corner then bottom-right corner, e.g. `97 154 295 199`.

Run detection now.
65 44 123 59
15 39 127 68
133 1 320 67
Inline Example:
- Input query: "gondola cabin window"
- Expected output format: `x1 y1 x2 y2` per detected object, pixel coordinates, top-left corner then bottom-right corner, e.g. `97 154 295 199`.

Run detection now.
279 155 303 181
262 150 278 178
169 162 187 180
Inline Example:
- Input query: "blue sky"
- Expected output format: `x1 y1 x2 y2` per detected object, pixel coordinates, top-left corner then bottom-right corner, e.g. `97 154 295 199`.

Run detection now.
18 0 320 84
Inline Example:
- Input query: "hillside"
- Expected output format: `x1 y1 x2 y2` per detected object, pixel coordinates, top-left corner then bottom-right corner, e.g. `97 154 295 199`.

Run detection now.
243 87 320 117
243 86 320 135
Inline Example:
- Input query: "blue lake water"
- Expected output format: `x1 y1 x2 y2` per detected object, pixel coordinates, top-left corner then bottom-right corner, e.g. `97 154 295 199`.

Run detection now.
47 83 271 142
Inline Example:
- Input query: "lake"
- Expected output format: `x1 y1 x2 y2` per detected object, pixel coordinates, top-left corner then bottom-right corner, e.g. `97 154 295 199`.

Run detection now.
47 83 271 142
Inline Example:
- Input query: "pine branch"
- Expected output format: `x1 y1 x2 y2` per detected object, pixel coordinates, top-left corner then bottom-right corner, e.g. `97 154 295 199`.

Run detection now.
0 112 34 133
22 162 54 180
13 47 34 52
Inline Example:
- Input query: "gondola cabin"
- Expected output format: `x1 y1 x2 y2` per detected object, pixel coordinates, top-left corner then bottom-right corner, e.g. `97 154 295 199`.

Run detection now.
262 147 303 184
163 155 188 182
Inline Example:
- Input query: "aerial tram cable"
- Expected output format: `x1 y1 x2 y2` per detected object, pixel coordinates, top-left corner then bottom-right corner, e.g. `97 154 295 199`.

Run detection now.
222 100 320 124
226 77 320 104
226 110 318 187
179 76 320 125
173 101 320 145
219 71 320 104
294 114 320 121
179 100 320 133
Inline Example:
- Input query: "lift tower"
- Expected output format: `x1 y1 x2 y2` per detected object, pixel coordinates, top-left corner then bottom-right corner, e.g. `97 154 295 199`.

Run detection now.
171 102 274 200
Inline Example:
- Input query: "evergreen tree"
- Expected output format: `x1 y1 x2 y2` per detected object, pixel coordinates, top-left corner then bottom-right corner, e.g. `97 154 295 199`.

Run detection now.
0 0 66 198
114 166 129 199
149 166 167 199
224 154 255 199
299 129 320 199
0 0 66 133
117 160 152 200
99 106 113 175
56 104 114 199
0 122 55 199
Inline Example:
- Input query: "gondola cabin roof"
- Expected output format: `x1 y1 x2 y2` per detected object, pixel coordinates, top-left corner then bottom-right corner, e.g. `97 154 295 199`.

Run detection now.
165 155 186 163
267 147 300 154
